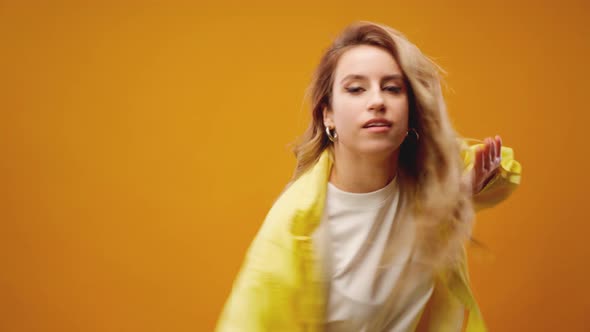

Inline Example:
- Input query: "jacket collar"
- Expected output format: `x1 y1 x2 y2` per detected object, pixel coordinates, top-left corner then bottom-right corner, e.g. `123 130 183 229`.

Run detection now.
289 149 333 238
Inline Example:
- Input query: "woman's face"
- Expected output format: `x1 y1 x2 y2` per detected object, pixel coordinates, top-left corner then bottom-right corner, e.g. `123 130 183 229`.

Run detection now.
324 45 409 156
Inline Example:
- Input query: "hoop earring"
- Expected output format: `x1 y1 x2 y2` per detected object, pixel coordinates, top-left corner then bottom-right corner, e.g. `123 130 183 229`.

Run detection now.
326 126 338 142
406 128 420 141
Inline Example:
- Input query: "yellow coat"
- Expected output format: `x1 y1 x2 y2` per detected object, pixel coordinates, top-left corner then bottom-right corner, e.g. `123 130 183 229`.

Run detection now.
216 140 522 332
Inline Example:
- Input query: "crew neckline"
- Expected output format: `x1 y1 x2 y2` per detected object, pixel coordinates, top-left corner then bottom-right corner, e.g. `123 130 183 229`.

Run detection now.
326 175 399 209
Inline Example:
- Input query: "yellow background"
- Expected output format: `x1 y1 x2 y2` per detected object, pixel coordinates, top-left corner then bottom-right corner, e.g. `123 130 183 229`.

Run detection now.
2 1 589 331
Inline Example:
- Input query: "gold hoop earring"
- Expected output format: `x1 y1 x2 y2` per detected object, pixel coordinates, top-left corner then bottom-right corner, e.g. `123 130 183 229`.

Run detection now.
406 128 420 141
326 126 338 142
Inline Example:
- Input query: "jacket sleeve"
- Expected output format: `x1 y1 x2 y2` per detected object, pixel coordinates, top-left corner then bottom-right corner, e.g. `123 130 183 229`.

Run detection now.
215 231 296 331
460 138 522 211
215 238 275 331
215 198 301 332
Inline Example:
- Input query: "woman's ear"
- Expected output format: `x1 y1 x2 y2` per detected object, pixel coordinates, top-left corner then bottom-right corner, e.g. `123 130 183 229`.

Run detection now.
323 107 334 128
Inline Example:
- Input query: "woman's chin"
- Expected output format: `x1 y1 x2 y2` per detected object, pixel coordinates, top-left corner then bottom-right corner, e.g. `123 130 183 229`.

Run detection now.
355 142 400 157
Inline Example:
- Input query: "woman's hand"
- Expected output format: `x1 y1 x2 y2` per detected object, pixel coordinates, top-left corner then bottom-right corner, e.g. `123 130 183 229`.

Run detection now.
472 135 502 195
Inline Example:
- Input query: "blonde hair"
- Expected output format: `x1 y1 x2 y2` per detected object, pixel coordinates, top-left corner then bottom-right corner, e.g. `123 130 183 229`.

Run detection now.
293 21 474 271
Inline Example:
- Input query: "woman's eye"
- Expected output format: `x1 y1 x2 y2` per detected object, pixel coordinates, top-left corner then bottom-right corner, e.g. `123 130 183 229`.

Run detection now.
385 86 402 93
345 86 402 94
346 87 364 93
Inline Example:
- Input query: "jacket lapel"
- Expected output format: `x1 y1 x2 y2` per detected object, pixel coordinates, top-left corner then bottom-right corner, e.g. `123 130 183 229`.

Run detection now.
287 150 332 330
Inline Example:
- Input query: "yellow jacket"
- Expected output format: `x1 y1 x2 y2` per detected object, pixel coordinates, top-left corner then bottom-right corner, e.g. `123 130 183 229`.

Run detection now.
216 140 522 332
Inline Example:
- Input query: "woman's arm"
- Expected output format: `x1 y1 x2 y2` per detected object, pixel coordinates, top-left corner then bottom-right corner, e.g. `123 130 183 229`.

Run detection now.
215 234 296 331
215 194 304 332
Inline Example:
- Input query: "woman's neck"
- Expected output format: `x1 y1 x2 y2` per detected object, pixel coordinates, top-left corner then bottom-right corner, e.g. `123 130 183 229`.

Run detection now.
329 146 399 193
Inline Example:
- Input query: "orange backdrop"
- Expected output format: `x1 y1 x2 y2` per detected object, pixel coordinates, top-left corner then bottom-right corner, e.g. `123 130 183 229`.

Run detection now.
2 1 589 331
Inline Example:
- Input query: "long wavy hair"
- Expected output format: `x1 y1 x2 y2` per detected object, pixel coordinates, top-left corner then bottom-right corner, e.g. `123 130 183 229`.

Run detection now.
292 21 474 271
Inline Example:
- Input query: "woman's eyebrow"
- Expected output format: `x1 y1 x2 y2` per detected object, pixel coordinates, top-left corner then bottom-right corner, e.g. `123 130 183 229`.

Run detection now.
381 74 404 83
340 74 404 84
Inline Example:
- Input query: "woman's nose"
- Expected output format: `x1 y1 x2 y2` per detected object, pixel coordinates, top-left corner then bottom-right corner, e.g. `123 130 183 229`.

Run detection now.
367 89 385 112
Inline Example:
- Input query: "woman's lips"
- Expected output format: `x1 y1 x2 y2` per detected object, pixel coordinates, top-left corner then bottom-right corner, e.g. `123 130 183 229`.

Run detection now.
363 125 391 133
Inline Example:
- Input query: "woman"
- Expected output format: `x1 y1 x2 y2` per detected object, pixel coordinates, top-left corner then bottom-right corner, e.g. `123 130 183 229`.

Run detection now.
216 21 521 332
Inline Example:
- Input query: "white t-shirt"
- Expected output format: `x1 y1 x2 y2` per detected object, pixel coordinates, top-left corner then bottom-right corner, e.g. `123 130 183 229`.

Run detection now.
312 176 435 332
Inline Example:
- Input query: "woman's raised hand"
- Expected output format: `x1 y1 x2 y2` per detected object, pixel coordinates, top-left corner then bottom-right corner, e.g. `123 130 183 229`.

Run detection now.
472 135 502 194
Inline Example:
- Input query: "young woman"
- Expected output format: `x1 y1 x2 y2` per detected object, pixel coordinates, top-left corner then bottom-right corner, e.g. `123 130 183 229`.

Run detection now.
215 21 521 332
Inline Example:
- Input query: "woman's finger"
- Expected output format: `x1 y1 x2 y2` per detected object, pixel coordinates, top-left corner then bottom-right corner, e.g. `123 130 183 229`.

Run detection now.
475 145 484 176
490 138 496 167
495 135 502 161
483 138 492 171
